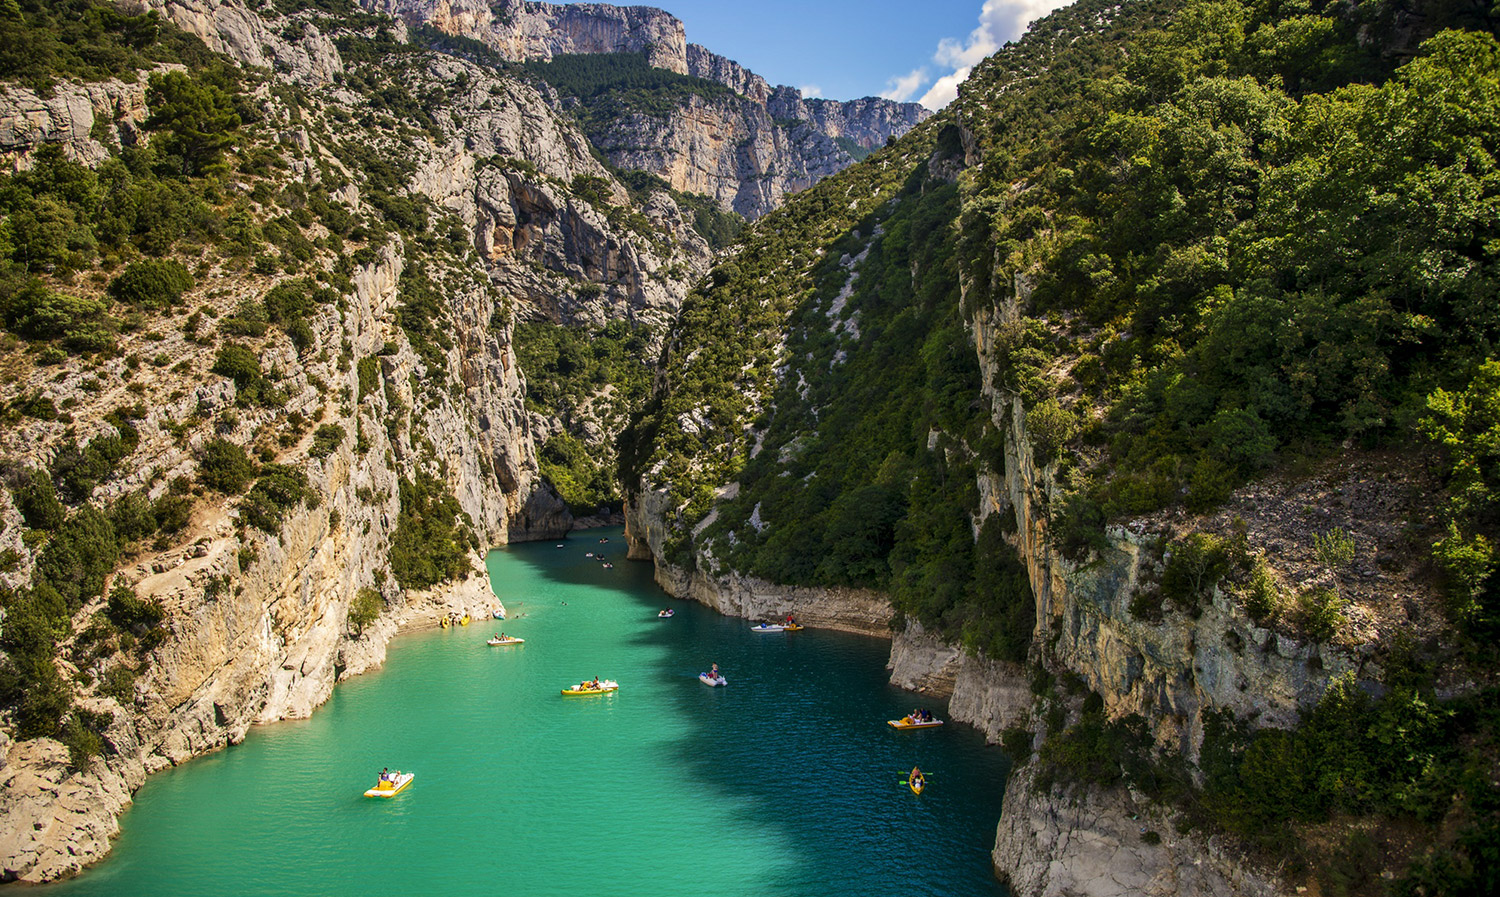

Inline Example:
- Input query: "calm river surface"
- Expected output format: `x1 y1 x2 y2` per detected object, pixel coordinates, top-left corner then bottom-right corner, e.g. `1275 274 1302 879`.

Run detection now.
43 527 1009 896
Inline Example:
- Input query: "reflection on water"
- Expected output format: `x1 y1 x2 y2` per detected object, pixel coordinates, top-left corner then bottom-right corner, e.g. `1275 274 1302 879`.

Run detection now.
42 528 1009 896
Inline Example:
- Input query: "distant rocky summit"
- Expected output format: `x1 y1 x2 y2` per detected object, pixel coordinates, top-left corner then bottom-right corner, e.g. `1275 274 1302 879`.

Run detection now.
364 0 930 217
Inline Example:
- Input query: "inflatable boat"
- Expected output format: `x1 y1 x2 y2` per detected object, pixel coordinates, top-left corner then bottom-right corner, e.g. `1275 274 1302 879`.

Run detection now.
699 672 727 686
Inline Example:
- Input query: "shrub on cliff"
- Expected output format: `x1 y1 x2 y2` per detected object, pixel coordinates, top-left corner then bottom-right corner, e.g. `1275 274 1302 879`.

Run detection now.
107 259 193 311
198 438 256 494
105 583 164 633
238 464 315 534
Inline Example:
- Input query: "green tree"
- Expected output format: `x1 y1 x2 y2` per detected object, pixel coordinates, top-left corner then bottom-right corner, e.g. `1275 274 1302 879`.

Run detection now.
145 70 241 176
107 259 192 310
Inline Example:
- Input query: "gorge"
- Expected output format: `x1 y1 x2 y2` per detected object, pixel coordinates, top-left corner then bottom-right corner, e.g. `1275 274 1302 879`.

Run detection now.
2 0 1499 895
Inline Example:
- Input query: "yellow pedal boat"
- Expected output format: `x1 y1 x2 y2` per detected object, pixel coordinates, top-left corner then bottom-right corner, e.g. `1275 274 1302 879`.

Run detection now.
888 716 945 730
562 679 619 696
364 772 414 798
784 623 805 631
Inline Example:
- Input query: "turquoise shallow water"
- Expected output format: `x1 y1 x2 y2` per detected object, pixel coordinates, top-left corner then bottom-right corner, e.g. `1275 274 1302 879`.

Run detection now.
43 528 1009 896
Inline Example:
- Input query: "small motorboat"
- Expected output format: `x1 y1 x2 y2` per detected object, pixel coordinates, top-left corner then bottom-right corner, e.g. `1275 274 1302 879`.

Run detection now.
586 552 595 558
492 608 505 620
562 679 619 696
364 772 414 798
888 716 945 730
699 672 727 686
487 636 524 646
658 609 675 618
750 622 786 632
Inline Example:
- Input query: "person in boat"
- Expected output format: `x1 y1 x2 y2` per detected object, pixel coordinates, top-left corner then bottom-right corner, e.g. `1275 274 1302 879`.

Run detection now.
911 766 925 787
710 663 720 680
785 614 796 626
380 767 389 782
591 676 601 689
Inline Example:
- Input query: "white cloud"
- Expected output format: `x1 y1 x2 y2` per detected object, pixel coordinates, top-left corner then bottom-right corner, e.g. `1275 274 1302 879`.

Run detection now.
880 68 928 103
889 1 1075 111
918 68 972 111
799 84 824 99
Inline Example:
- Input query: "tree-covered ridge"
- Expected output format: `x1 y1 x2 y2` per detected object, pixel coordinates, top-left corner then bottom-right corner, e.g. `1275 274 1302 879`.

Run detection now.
954 0 1500 625
520 51 736 121
621 118 942 519
0 0 224 88
942 0 1500 888
626 0 1500 887
691 155 1034 660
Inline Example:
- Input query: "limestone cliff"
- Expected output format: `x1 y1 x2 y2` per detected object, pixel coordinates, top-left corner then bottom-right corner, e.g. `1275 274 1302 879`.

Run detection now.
0 0 710 878
365 0 928 218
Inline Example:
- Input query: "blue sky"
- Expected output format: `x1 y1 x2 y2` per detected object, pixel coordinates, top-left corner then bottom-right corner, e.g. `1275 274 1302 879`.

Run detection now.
563 1 1075 109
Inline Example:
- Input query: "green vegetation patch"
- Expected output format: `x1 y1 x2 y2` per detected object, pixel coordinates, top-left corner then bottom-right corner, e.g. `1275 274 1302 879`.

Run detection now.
521 52 735 120
388 472 476 590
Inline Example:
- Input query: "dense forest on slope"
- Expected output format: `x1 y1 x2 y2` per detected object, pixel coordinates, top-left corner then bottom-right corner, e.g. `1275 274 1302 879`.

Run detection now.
520 51 735 120
0 0 605 768
627 0 1500 890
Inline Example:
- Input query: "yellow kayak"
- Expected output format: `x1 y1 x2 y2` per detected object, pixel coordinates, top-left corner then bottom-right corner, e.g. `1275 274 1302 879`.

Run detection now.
459 614 470 626
888 716 945 730
562 679 619 696
910 775 926 795
364 772 413 798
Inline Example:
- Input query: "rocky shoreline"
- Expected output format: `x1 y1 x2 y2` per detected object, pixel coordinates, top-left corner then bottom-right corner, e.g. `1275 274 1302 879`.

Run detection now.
0 572 503 884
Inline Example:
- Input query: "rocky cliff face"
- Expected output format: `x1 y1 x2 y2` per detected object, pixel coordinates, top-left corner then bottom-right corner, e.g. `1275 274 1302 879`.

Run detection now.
366 0 928 219
0 227 526 879
993 763 1284 897
0 74 157 167
624 488 892 635
368 0 690 72
0 0 719 877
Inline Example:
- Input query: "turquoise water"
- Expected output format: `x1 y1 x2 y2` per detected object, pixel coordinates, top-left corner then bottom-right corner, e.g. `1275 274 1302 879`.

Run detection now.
44 528 1009 896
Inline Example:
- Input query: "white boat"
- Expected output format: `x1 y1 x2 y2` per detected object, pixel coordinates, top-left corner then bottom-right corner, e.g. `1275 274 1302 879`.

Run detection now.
658 609 675 618
487 636 524 646
750 623 786 632
492 609 505 620
699 672 727 686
